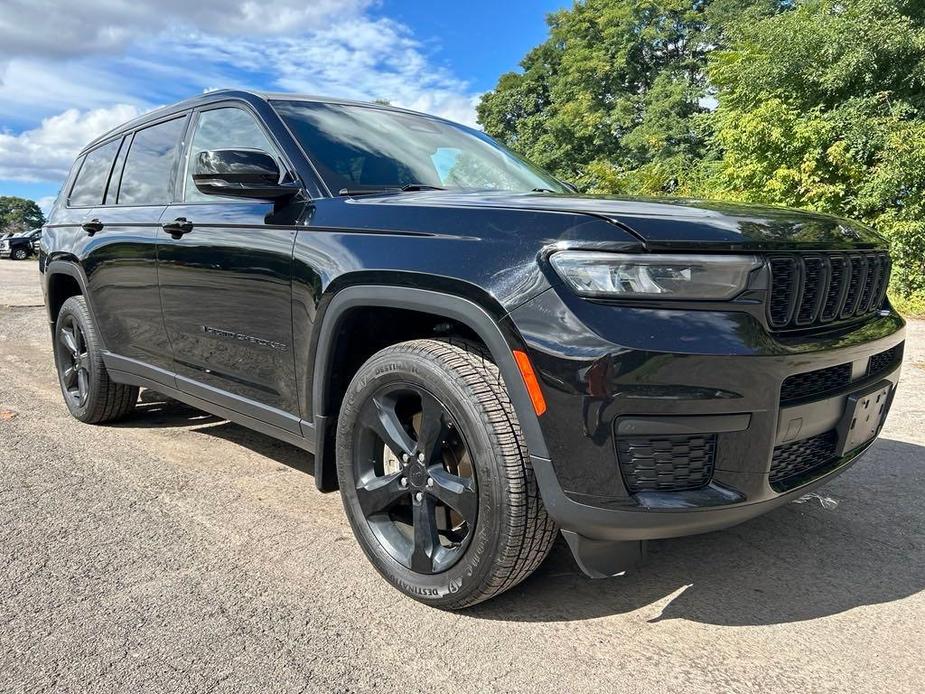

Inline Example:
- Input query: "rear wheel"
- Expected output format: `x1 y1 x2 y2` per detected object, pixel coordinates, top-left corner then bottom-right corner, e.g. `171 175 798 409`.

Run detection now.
53 295 138 423
336 339 557 608
11 247 27 260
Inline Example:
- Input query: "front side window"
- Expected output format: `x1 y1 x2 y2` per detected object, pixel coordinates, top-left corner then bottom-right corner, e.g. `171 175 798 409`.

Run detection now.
68 139 121 207
118 117 187 206
183 107 281 202
271 100 567 195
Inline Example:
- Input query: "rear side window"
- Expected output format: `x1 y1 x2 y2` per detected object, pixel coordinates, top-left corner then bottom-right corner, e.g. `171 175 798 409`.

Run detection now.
68 139 121 207
118 117 187 206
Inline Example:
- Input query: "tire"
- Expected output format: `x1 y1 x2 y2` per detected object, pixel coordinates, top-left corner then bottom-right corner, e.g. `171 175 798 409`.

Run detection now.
53 295 139 424
336 338 557 609
11 247 27 260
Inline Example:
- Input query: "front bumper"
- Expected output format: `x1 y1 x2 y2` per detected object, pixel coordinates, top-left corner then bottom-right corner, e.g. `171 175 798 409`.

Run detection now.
506 285 905 566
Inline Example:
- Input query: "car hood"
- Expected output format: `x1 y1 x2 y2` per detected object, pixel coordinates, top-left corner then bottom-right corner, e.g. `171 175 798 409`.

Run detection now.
357 190 885 250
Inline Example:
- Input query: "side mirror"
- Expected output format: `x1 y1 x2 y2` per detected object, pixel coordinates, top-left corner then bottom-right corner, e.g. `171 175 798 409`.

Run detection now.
192 149 300 200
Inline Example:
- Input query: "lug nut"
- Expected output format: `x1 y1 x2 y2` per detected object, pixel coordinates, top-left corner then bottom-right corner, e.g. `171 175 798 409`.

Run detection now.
415 492 423 502
400 478 408 487
417 452 425 462
401 453 409 463
426 478 434 488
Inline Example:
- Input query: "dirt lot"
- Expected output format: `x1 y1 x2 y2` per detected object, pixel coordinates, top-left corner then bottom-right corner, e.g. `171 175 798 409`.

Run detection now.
1 258 923 693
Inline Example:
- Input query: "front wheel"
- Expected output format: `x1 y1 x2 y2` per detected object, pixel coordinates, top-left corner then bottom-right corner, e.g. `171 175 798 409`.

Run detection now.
336 339 557 609
11 247 28 260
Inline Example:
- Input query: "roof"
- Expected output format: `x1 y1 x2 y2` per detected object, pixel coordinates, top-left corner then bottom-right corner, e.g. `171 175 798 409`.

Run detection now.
81 89 456 154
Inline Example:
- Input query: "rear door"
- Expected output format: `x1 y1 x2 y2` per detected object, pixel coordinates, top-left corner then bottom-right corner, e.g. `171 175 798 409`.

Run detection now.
157 104 301 431
83 115 189 375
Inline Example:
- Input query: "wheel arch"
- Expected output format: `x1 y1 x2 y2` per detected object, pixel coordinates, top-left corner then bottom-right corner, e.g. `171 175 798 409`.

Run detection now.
310 285 550 492
44 260 102 344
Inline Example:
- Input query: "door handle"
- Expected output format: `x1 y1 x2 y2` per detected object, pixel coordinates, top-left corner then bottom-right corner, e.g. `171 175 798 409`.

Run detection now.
82 219 103 235
162 217 194 240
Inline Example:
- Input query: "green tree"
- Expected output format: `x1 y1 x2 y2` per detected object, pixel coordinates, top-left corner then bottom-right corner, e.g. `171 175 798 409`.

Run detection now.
0 196 45 235
477 0 788 193
703 0 925 301
478 0 925 307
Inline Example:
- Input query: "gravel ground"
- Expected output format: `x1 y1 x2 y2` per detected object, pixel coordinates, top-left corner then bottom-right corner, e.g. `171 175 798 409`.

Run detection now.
1 258 923 693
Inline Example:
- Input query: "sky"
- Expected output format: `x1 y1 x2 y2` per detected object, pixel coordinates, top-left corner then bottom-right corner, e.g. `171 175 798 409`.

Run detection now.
0 0 568 212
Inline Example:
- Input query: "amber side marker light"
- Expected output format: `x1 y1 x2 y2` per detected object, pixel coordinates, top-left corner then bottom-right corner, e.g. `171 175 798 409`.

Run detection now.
512 350 547 416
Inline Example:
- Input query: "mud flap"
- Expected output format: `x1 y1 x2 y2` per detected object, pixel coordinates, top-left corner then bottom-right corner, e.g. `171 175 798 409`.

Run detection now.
561 530 647 579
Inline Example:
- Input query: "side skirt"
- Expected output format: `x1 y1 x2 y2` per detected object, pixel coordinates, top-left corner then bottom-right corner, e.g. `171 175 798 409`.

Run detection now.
104 352 316 455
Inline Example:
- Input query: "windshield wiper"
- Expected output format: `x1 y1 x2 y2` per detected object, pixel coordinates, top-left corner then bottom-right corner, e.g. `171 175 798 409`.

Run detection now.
400 183 445 191
338 187 395 196
337 183 446 196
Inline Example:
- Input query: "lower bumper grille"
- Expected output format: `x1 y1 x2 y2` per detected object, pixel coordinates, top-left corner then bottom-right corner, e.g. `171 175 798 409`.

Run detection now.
617 434 716 493
769 430 838 492
779 343 904 405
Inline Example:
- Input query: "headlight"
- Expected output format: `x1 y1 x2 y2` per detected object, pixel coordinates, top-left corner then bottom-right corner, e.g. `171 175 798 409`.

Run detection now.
549 252 762 300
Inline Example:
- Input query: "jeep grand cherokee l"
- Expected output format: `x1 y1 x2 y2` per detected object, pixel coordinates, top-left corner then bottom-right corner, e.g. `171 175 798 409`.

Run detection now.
39 90 905 608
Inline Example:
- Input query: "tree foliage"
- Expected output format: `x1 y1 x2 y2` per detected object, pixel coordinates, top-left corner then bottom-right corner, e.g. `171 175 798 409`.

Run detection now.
0 196 45 235
477 0 925 305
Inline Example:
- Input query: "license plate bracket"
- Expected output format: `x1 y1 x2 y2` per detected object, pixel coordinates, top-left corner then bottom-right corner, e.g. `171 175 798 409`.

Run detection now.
835 381 893 456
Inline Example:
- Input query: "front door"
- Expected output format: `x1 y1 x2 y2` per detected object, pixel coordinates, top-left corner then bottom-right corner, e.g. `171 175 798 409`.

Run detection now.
157 105 301 431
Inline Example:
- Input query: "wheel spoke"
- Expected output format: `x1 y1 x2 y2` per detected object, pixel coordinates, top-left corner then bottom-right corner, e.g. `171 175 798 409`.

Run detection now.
60 327 78 355
416 392 450 463
355 471 406 517
362 395 416 460
77 353 91 372
428 467 478 526
61 365 77 388
77 369 89 403
411 495 440 573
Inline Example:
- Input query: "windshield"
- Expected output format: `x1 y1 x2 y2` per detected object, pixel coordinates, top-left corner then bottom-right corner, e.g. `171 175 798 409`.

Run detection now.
271 100 567 195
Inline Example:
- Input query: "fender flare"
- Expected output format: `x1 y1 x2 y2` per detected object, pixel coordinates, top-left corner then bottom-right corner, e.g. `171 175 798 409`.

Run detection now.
310 285 550 491
44 260 102 342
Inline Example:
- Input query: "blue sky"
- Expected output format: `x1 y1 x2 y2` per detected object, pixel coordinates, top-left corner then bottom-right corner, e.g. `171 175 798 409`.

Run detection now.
0 0 567 211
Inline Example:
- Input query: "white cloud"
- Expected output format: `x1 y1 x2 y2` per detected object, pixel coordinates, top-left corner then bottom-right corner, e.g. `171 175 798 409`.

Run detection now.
36 196 58 215
0 0 371 61
0 3 484 185
161 21 481 126
0 105 144 182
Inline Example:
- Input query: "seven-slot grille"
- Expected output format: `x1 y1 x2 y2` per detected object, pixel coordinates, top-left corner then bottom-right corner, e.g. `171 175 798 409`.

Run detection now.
767 252 891 330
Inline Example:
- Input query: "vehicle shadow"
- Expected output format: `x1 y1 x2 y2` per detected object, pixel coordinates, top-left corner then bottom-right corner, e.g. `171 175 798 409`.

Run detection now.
114 389 314 475
114 391 924 626
470 437 925 626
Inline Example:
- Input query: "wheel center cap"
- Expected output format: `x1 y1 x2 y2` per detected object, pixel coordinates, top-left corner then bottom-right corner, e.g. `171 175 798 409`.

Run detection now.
408 460 428 487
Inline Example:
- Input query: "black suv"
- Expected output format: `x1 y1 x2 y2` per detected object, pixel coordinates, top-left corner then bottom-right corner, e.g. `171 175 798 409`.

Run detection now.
40 90 905 608
1 228 42 260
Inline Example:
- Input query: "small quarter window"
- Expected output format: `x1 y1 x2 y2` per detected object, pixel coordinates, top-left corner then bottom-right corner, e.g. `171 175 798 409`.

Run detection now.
68 139 120 207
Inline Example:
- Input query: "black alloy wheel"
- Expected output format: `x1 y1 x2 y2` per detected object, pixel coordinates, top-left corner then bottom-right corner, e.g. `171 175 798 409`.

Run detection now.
56 313 91 409
336 339 558 609
353 383 478 574
53 295 138 424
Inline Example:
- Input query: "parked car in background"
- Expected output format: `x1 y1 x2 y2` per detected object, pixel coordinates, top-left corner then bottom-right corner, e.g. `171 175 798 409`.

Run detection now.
39 90 904 608
0 228 42 260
